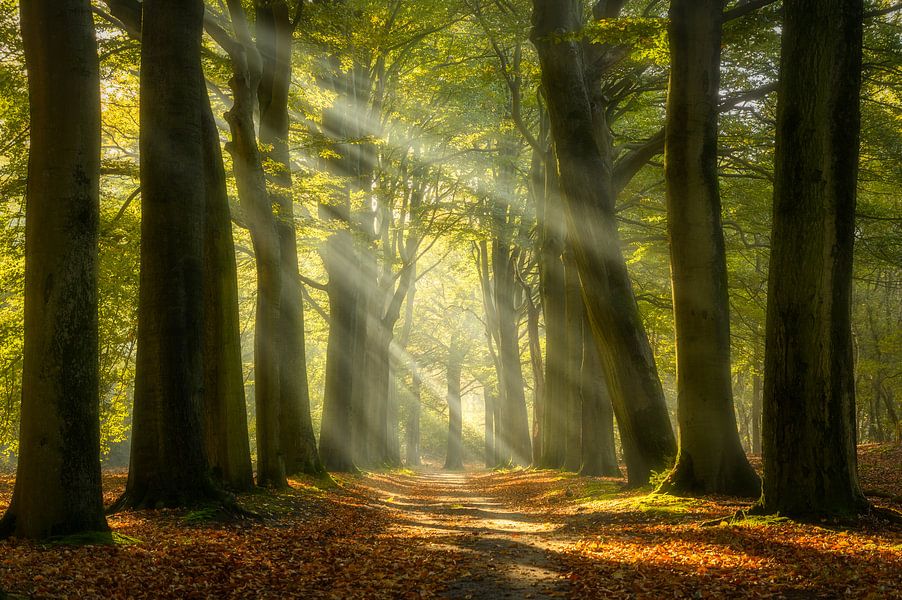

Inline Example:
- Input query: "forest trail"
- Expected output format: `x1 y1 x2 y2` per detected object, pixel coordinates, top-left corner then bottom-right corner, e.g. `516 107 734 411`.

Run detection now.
358 469 571 599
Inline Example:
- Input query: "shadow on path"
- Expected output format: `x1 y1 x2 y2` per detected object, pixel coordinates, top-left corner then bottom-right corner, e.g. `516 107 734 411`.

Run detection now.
359 469 572 599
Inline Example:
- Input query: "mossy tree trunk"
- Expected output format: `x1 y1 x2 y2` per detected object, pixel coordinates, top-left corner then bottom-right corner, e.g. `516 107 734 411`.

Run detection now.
530 0 676 485
659 0 760 497
757 0 868 519
0 0 107 538
119 0 221 509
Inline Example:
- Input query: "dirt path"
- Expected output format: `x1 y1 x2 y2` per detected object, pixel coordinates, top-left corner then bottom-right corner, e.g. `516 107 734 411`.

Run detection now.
357 469 572 599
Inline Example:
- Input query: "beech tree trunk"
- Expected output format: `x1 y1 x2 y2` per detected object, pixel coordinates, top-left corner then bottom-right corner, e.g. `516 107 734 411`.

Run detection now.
119 0 220 509
406 372 422 467
659 0 759 497
444 339 466 471
484 386 496 468
562 248 583 472
758 0 868 518
201 95 254 493
539 150 567 470
319 231 359 472
580 315 620 477
256 0 322 477
531 0 677 485
0 0 107 538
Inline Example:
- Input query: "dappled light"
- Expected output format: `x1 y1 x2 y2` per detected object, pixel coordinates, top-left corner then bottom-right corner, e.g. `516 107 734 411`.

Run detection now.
1 0 901 597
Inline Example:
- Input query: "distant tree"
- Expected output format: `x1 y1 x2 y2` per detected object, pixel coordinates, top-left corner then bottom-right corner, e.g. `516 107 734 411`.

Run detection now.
658 0 760 497
0 0 108 538
444 336 467 470
757 0 869 518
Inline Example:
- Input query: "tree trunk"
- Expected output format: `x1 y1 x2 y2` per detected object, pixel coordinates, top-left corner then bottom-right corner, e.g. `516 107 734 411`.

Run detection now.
319 231 359 472
218 0 286 488
0 0 107 538
580 315 620 477
406 372 422 467
118 0 220 509
444 339 466 471
658 0 759 497
201 91 254 493
493 241 532 466
562 247 583 472
758 0 868 518
256 0 322 477
530 0 676 486
484 386 496 468
539 149 567 470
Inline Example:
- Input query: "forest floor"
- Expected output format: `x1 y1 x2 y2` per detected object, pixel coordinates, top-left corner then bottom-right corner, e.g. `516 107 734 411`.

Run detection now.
0 444 900 599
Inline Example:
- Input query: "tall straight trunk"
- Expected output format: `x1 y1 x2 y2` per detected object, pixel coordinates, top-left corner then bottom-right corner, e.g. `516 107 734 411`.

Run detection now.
752 334 763 455
580 315 620 477
493 241 532 466
539 150 567 470
562 247 583 472
444 339 466 470
119 0 220 508
256 0 322 476
0 0 107 538
319 231 359 472
758 0 868 518
201 94 254 492
659 0 759 497
531 1 676 485
524 286 544 466
406 372 422 466
484 386 495 468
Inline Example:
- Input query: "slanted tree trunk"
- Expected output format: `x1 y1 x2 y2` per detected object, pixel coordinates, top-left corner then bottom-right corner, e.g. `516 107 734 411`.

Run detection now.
201 94 254 493
216 0 287 488
757 0 868 519
530 0 676 485
256 0 322 477
0 0 107 538
580 315 620 477
444 338 466 471
658 0 759 497
118 0 220 509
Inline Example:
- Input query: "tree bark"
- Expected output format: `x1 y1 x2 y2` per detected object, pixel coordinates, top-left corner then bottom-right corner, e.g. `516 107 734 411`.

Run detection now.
757 0 868 518
118 0 220 509
580 315 620 477
562 248 584 472
319 231 359 472
444 338 466 471
530 0 677 485
256 0 323 477
0 0 107 538
484 385 496 468
201 91 254 493
658 0 760 497
406 372 422 467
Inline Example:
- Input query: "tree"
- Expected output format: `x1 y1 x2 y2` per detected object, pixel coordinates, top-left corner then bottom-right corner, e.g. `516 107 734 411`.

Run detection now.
658 0 759 497
444 336 467 470
757 0 869 518
530 0 676 485
116 0 219 509
0 0 108 538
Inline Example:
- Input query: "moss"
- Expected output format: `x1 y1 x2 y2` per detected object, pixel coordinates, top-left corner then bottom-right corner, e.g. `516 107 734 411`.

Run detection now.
49 530 142 546
573 481 622 503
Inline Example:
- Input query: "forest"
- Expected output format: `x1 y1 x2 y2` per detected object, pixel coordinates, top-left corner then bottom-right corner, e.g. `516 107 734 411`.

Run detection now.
0 0 901 598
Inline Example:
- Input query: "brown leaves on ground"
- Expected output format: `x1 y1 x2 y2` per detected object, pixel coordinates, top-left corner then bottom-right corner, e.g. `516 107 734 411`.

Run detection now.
0 444 900 600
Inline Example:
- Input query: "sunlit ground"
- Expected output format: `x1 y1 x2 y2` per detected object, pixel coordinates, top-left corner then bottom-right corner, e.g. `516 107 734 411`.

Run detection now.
0 445 900 599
